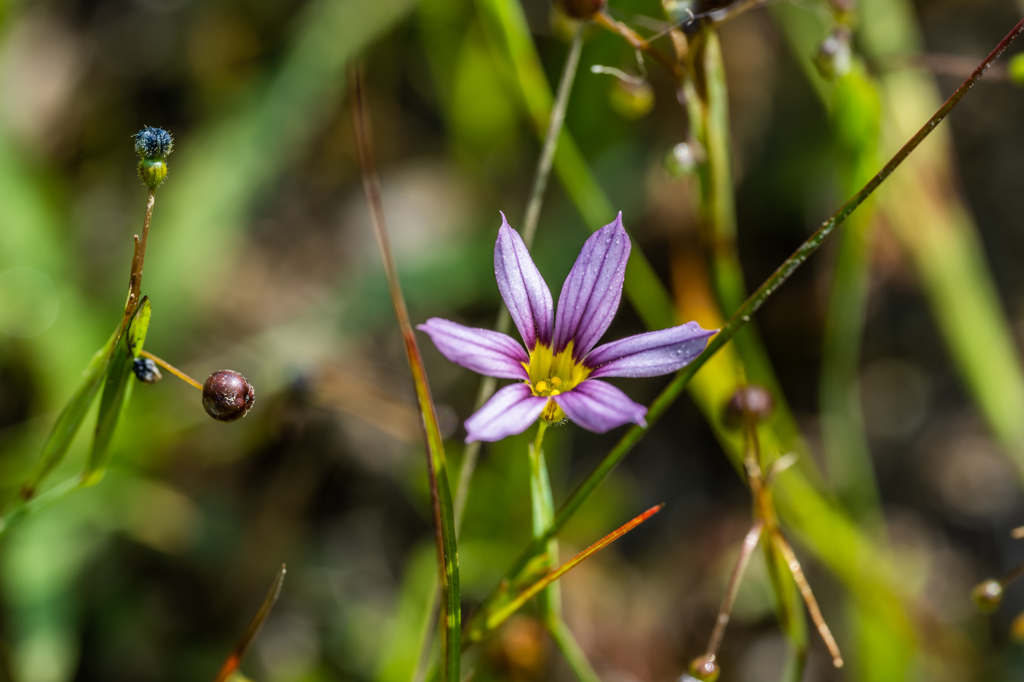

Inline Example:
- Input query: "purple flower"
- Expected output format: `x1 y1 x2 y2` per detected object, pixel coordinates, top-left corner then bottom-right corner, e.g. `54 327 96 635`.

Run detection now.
419 213 716 443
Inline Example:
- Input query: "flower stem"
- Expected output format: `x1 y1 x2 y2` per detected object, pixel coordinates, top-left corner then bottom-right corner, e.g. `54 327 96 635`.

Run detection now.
480 12 1024 608
139 350 203 390
125 188 155 319
349 63 461 682
529 423 601 682
704 518 765 658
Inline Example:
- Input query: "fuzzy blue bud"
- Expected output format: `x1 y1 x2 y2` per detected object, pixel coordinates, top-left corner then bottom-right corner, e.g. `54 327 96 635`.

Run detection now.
134 127 173 160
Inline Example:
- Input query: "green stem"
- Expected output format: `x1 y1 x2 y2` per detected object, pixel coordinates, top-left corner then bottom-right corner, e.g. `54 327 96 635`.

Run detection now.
479 12 1024 610
350 65 460 682
529 423 601 682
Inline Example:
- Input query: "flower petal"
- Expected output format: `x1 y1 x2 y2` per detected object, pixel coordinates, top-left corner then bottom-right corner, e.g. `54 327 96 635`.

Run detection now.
552 213 630 359
586 322 716 378
418 318 529 380
553 380 647 433
465 383 547 443
495 214 554 350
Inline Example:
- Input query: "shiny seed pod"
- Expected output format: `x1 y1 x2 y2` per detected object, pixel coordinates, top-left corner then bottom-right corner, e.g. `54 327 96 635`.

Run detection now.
972 579 1003 613
723 384 774 430
688 654 720 682
138 158 168 188
553 0 606 19
203 370 255 423
132 357 162 384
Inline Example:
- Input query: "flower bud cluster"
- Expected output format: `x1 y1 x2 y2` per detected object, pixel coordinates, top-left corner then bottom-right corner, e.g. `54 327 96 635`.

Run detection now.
134 126 174 189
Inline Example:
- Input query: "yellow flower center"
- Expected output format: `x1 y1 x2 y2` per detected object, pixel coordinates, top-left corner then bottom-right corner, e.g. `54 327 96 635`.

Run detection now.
522 342 591 423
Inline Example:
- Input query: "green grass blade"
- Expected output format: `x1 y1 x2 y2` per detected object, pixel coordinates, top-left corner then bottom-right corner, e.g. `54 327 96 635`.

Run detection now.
213 565 287 682
351 68 461 682
17 321 125 500
84 297 151 485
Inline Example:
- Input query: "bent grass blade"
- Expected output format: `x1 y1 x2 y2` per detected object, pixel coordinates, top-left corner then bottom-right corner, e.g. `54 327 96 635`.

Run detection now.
466 504 663 642
85 296 152 485
213 565 287 682
350 64 461 682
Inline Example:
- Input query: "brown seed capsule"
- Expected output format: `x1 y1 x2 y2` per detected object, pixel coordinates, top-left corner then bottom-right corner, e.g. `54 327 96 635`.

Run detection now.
203 370 255 422
723 384 774 430
688 654 720 682
972 579 1003 614
553 0 606 20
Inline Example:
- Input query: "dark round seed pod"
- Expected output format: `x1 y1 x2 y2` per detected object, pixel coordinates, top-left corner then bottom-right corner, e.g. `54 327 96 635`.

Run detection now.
132 357 162 384
722 385 774 430
972 579 1003 613
138 158 168 189
553 0 606 20
134 126 173 159
688 654 720 682
203 370 255 423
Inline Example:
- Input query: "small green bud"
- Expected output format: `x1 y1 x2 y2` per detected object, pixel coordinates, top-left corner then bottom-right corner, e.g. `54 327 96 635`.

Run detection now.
138 158 168 189
1009 53 1024 87
723 385 774 431
688 655 720 682
813 28 852 82
134 126 173 159
663 142 702 178
610 78 655 120
972 580 1003 613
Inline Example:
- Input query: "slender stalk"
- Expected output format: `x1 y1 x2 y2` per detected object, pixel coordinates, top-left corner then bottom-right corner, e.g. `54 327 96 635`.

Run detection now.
705 519 765 657
550 619 602 682
770 530 844 668
213 566 287 682
126 189 156 319
481 13 1024 603
529 422 601 682
140 350 203 390
349 63 461 682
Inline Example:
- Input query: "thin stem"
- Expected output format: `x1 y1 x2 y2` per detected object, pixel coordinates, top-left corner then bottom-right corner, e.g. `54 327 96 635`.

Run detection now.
350 63 461 682
770 530 844 668
126 189 156 318
550 619 601 682
140 350 203 390
999 559 1024 589
478 13 1024 608
593 11 682 81
212 566 287 682
705 519 765 657
522 27 583 245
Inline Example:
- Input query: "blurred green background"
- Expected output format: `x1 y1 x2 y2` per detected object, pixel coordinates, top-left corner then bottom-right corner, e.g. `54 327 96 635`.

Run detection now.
3 0 1024 680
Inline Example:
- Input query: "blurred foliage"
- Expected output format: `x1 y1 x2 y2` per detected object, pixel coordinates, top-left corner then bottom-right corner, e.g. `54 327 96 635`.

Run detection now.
2 1 1024 682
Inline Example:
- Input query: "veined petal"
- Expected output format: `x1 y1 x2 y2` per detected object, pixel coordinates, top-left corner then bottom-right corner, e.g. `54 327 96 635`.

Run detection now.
586 322 716 378
418 318 529 380
553 380 647 433
465 383 547 443
495 214 554 350
553 213 630 359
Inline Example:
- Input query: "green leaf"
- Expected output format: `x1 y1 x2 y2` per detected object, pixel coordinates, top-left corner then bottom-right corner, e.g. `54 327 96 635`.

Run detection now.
84 299 151 485
126 297 151 359
19 322 125 499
